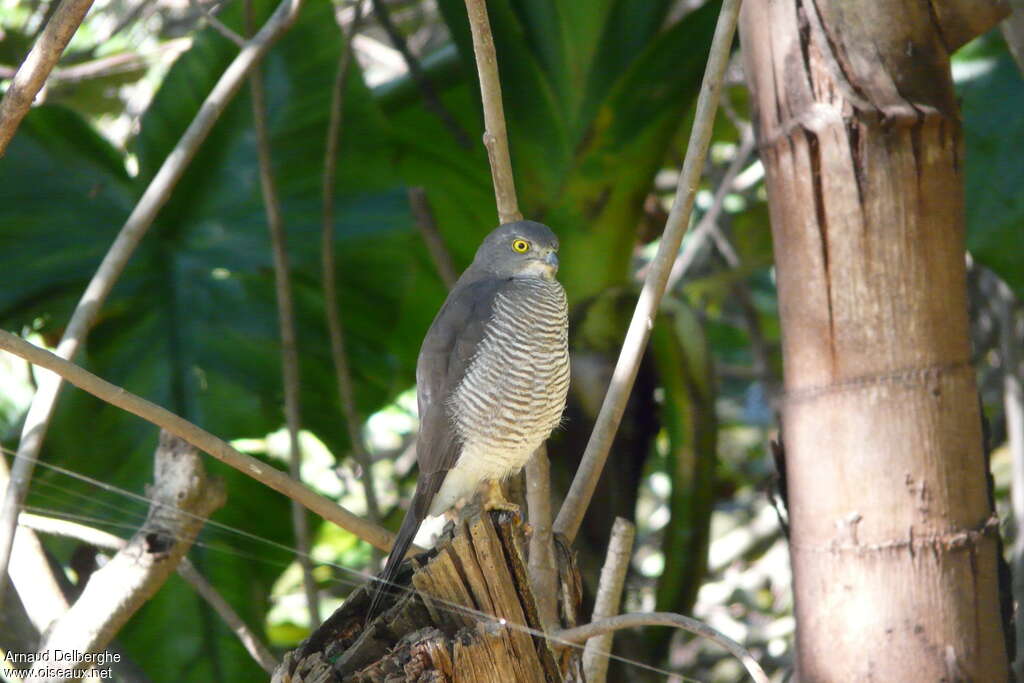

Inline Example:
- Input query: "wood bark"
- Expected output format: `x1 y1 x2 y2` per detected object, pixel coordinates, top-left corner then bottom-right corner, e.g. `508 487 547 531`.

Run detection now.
30 431 226 681
273 506 582 682
739 1 1010 680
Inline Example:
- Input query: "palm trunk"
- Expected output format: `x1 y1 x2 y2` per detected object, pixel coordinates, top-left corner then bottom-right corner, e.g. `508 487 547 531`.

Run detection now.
739 0 1011 679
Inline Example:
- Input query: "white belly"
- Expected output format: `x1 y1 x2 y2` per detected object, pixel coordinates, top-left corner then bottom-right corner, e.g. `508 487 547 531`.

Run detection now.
427 440 539 516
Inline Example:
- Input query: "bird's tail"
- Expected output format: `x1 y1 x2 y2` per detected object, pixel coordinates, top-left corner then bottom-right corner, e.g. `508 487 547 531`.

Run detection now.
366 505 423 623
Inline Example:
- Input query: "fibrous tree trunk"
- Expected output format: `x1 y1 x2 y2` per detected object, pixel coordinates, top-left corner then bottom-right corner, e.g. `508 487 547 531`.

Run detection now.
273 506 583 682
739 0 1011 680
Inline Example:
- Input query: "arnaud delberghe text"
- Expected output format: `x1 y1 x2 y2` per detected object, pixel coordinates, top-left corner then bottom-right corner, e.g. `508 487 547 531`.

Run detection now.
4 650 121 665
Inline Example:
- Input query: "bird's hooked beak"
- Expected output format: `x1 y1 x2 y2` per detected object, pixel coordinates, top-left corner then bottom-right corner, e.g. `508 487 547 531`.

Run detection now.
517 248 560 280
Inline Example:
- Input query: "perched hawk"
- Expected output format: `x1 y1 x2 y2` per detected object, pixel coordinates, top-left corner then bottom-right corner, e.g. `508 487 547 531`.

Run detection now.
367 220 570 621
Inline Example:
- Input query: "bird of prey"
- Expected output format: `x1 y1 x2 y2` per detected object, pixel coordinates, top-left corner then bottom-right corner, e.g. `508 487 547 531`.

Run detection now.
366 220 570 621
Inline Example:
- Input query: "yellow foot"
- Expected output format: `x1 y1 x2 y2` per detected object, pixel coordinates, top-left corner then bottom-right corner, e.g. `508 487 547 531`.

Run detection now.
479 479 520 515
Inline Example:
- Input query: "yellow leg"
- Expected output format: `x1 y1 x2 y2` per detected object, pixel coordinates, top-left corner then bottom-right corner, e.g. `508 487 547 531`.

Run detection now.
480 479 519 514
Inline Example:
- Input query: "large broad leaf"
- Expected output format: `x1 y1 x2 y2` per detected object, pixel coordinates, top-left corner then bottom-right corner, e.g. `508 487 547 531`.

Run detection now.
413 1 720 302
959 48 1024 294
0 1 441 679
2 0 727 676
540 1 721 300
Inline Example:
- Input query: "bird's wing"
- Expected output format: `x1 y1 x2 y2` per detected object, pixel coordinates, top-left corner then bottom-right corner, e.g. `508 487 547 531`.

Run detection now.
412 276 504 515
365 277 505 622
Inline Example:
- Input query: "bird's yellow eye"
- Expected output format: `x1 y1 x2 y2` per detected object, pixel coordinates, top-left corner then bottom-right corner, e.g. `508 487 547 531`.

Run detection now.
512 239 530 253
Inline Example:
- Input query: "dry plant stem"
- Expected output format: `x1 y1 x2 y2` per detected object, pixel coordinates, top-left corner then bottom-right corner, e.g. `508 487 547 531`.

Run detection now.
0 0 95 156
320 3 383 534
0 0 305 612
582 517 634 683
193 0 246 46
178 559 280 674
1006 0 1024 76
19 512 280 674
665 124 754 290
0 330 409 555
742 0 1008 676
30 432 226 681
408 187 458 289
553 0 742 542
525 446 557 631
249 42 320 627
370 0 471 148
0 51 147 84
558 612 768 683
0 455 68 634
463 0 522 224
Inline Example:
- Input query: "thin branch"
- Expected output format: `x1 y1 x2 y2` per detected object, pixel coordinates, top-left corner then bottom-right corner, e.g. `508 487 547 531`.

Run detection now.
525 446 557 631
192 0 246 47
408 186 458 289
19 512 280 674
89 0 157 49
553 0 742 542
0 0 96 156
321 3 384 542
0 51 148 84
0 330 412 555
665 124 754 290
30 432 226 680
0 0 304 612
556 612 768 683
1005 0 1024 77
248 2 320 628
177 560 279 674
582 517 635 683
370 0 471 148
463 0 521 224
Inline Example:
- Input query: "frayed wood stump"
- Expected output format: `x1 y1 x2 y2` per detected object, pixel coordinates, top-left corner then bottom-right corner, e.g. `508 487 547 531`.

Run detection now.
273 507 582 682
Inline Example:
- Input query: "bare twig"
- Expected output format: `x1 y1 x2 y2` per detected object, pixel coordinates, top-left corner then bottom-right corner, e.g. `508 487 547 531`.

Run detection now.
30 433 226 680
1006 1 1024 84
0 330 412 555
192 0 246 47
408 187 458 289
553 0 742 542
0 0 95 156
370 0 470 148
89 0 157 48
0 51 148 84
525 446 557 631
0 0 304 611
582 517 635 683
557 612 768 683
320 4 384 540
248 2 320 627
19 512 280 674
463 0 521 224
665 124 754 290
177 559 279 673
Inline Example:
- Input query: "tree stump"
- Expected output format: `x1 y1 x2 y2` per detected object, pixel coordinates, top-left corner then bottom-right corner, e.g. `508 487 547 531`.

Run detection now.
273 507 583 682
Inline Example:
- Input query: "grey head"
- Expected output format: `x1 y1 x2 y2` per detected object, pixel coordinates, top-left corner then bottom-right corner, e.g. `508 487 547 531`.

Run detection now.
467 220 561 281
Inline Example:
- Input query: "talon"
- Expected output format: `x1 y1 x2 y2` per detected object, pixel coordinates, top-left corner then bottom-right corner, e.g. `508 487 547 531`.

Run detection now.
480 479 520 515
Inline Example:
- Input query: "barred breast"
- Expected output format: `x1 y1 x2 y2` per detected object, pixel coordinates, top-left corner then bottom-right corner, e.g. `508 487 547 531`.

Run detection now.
430 277 569 515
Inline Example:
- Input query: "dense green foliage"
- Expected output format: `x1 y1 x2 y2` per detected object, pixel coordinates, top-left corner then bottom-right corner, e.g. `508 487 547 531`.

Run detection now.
0 0 1021 679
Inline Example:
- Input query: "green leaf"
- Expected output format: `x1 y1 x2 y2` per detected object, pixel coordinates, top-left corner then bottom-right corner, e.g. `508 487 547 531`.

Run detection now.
543 1 720 301
959 49 1024 294
0 106 133 326
576 0 675 132
650 298 716 616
